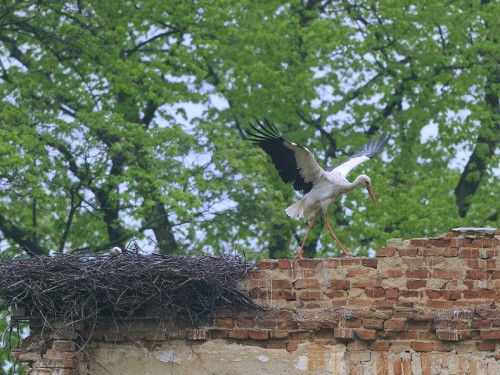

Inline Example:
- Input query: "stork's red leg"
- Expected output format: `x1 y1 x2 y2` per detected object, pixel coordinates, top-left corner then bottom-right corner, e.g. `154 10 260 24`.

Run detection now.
295 211 321 259
324 212 355 257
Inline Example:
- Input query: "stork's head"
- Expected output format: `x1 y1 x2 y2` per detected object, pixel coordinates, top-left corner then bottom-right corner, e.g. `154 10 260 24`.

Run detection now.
358 174 377 207
109 246 123 255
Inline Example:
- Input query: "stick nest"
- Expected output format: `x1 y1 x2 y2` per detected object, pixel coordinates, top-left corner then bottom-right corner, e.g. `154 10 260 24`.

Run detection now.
0 253 260 328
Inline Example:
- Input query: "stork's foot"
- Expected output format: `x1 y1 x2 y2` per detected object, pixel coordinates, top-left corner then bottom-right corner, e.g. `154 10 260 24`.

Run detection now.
341 248 355 257
295 248 305 259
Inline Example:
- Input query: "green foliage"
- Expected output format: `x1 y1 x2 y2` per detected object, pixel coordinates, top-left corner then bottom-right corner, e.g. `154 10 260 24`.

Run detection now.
1 1 499 370
0 308 26 375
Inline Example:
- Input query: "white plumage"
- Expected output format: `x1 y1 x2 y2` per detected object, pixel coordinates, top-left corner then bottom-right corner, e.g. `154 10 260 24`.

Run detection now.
247 119 388 258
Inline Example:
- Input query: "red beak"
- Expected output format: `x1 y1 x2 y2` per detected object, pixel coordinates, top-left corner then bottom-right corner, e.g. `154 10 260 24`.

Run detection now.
367 186 378 207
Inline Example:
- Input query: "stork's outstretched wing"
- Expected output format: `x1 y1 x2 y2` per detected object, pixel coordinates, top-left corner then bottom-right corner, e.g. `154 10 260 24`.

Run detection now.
327 133 389 177
246 119 324 194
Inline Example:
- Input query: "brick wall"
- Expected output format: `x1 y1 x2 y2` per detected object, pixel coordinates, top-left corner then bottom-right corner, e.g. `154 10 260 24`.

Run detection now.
11 228 500 374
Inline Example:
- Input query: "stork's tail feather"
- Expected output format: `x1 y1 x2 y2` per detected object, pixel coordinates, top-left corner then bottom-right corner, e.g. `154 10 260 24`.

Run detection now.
286 198 309 220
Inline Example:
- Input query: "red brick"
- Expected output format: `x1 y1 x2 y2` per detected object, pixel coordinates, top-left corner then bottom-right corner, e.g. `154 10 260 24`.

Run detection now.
420 247 457 257
215 319 234 329
299 320 321 330
37 359 79 369
478 248 497 258
433 341 453 352
465 270 488 280
463 290 497 299
315 330 334 340
250 288 296 300
441 290 461 300
270 331 289 340
362 258 378 268
374 300 396 309
277 259 292 269
44 350 77 360
431 269 462 279
407 279 427 289
411 238 430 246
333 328 355 340
298 259 320 268
411 341 433 352
466 259 488 269
480 329 500 340
321 259 340 268
209 330 229 339
347 268 374 277
370 341 391 351
476 341 496 351
51 340 76 351
402 357 412 373
470 238 499 248
50 328 78 341
265 342 287 350
459 248 479 258
325 290 346 299
104 332 125 342
402 258 425 268
425 300 453 308
186 329 207 341
429 238 452 247
406 269 430 278
365 288 385 298
407 321 430 331
400 290 419 298
342 319 362 328
228 329 248 339
353 279 381 288
436 330 469 341
271 279 292 289
258 259 278 269
10 350 42 362
386 268 403 278
425 290 442 299
248 330 269 340
298 291 321 301
384 320 406 331
392 358 402 375
290 331 311 341
347 299 373 308
385 288 399 299
471 319 492 329
363 319 383 330
356 329 377 341
293 278 320 289
341 258 363 266
328 279 350 290
278 321 299 330
398 247 418 256
272 309 293 321
286 342 299 352
376 247 396 257
421 353 432 375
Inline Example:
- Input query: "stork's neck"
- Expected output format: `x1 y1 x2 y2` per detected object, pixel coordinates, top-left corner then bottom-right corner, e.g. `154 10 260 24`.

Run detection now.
347 174 371 191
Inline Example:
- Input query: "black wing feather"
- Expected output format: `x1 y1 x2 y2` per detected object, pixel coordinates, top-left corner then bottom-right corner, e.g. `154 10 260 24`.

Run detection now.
246 119 314 193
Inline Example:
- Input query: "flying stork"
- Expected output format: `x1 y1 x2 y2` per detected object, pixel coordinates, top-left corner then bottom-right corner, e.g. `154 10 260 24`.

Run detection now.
246 119 389 258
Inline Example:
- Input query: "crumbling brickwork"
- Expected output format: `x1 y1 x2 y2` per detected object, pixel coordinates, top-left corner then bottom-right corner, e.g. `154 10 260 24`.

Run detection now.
11 228 500 374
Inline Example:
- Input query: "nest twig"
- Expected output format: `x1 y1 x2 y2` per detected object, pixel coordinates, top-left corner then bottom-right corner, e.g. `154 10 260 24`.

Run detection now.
0 253 259 328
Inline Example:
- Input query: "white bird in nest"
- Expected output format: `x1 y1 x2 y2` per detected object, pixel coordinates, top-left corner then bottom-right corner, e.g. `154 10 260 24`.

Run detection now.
109 247 123 256
246 119 389 259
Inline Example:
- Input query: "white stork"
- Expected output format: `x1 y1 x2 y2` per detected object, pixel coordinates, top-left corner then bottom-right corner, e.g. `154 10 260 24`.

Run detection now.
246 119 389 258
